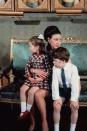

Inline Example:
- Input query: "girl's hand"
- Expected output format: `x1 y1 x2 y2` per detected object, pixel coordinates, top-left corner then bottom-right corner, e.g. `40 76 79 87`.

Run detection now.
30 68 48 78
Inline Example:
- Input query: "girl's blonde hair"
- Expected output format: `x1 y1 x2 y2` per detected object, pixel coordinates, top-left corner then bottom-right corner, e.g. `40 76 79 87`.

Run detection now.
29 36 45 54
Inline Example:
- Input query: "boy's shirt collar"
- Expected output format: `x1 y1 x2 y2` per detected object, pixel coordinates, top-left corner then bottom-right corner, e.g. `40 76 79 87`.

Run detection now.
63 61 71 70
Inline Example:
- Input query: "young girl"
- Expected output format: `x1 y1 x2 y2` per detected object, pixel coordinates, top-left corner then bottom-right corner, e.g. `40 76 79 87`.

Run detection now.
20 35 51 129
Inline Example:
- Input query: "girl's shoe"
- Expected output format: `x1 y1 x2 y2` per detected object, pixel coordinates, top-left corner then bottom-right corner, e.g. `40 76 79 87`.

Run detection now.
19 110 30 120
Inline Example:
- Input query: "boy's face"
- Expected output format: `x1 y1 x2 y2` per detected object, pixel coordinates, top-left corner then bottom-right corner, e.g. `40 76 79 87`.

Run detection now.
53 59 65 68
48 34 62 49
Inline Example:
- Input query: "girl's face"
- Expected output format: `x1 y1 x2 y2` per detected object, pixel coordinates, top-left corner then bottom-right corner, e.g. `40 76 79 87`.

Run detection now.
29 42 39 53
53 59 65 68
48 34 62 49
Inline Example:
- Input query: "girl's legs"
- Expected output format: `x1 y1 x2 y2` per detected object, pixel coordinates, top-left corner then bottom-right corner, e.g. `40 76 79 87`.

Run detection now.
35 89 49 131
27 87 39 111
20 84 29 115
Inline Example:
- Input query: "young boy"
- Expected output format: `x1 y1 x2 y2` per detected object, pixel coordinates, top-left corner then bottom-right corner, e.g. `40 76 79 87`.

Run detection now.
52 47 80 131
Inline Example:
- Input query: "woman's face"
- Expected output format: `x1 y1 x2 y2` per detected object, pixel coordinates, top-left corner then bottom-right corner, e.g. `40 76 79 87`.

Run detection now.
48 34 62 49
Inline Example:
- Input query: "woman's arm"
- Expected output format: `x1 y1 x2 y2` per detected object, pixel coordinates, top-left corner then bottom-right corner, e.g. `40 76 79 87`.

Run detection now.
30 68 48 78
28 76 44 83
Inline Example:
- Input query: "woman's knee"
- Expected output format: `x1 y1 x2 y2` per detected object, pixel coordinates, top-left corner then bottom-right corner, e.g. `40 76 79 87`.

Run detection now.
35 90 42 100
35 89 48 100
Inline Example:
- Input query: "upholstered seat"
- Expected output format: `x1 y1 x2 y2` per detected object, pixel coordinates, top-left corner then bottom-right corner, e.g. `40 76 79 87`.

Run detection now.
0 39 87 105
0 39 31 102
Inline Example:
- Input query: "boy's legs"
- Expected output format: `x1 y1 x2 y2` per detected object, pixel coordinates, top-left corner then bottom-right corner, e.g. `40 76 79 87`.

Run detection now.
70 80 80 131
35 89 49 131
20 84 29 114
53 99 63 131
70 102 79 131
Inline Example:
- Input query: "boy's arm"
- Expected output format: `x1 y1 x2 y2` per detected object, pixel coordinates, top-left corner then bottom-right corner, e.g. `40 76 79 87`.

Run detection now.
52 66 61 100
71 66 80 102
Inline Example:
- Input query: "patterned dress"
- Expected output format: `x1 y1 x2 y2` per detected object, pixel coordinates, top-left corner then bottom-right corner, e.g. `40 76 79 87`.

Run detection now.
24 53 51 90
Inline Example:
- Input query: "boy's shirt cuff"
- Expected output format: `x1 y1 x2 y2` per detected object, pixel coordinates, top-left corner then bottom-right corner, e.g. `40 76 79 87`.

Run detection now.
70 97 79 102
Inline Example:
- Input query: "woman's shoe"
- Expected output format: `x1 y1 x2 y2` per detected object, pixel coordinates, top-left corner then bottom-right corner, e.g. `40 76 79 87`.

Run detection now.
28 124 35 131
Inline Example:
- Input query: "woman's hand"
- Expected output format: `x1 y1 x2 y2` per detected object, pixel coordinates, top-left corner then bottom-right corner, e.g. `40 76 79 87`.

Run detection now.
30 68 48 79
35 76 44 82
28 76 43 84
28 77 37 83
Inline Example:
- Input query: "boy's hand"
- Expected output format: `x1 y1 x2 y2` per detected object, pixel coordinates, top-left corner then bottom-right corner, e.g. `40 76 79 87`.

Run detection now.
54 99 62 107
70 101 79 110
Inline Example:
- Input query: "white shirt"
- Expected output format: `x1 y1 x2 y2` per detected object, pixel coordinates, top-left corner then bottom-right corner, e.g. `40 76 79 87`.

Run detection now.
52 62 80 102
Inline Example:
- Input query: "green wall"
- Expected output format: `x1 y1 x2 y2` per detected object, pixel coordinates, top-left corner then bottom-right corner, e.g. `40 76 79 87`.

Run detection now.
0 13 87 67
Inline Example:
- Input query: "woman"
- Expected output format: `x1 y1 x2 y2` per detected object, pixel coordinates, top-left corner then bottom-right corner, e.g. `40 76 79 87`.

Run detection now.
34 25 62 131
34 25 81 131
